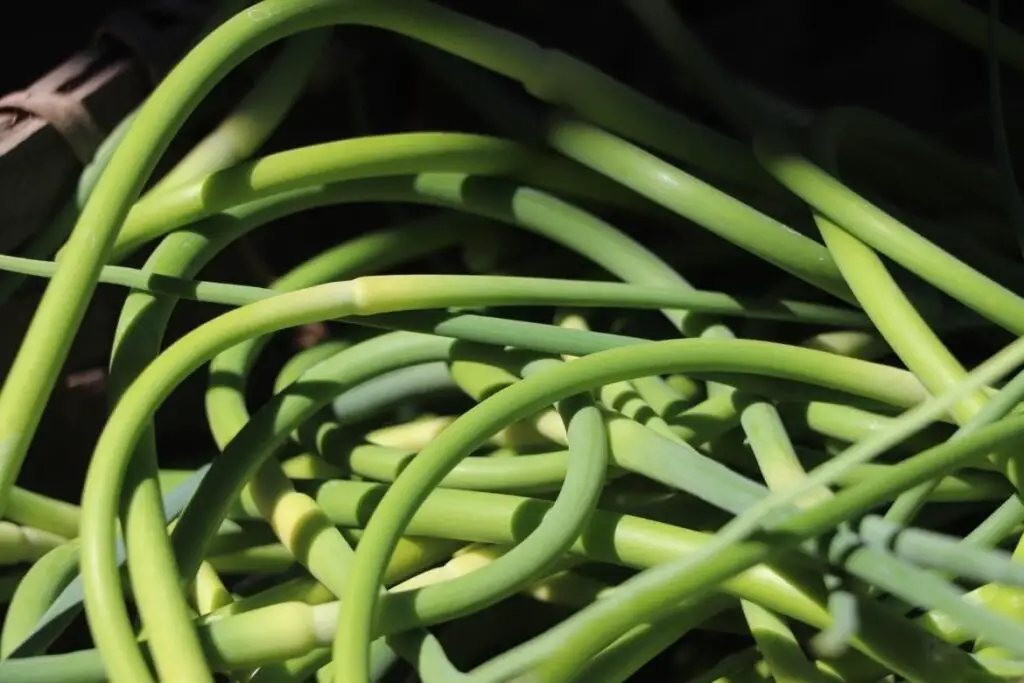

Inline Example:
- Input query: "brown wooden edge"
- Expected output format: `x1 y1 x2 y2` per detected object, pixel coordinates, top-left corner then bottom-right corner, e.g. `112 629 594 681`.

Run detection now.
0 1 221 254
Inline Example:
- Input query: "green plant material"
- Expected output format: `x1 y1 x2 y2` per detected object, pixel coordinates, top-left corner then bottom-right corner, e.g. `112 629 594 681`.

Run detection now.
8 0 1024 681
332 333 1024 679
0 543 78 657
758 133 1024 336
545 116 852 304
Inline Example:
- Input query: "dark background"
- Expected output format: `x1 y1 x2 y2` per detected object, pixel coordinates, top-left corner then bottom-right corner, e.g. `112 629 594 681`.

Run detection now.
4 0 1022 145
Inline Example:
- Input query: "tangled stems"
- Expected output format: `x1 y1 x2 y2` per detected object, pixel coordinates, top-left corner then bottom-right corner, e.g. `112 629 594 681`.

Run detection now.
769 138 1024 660
15 454 1024 683
8 254 851 327
625 29 1024 672
70 184 582 677
106 133 628 263
2 249 944 410
803 123 987 426
177 332 459 575
111 217 480 682
81 255 934 683
755 132 1024 336
2 238 939 408
148 31 332 195
20 33 816 664
795 117 1000 540
196 214 489 677
200 236 626 650
0 543 78 657
0 0 350 520
532 52 985 671
327 335 1015 680
0 486 933 681
84 198 450 679
487 337 1024 682
464 110 866 681
74 135 739 679
171 299 912 579
78 264 867 683
664 6 1020 550
10 0 1024 678
1 0 706 525
82 283 359 682
0 32 327 305
37 126 864 679
61 143 864 679
2 28 333 675
543 115 853 305
524 117 868 674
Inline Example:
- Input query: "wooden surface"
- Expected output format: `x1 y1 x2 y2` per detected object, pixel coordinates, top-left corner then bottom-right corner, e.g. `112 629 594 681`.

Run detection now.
0 2 262 506
0 48 149 253
0 0 225 254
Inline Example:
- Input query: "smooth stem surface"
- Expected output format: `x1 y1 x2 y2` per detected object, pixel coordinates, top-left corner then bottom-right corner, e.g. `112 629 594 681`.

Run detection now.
148 31 330 195
3 0 675 524
77 274 871 683
519 335 1024 680
0 253 866 327
0 0 355 525
109 134 574 262
545 116 854 305
756 132 1024 335
330 334 1022 680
